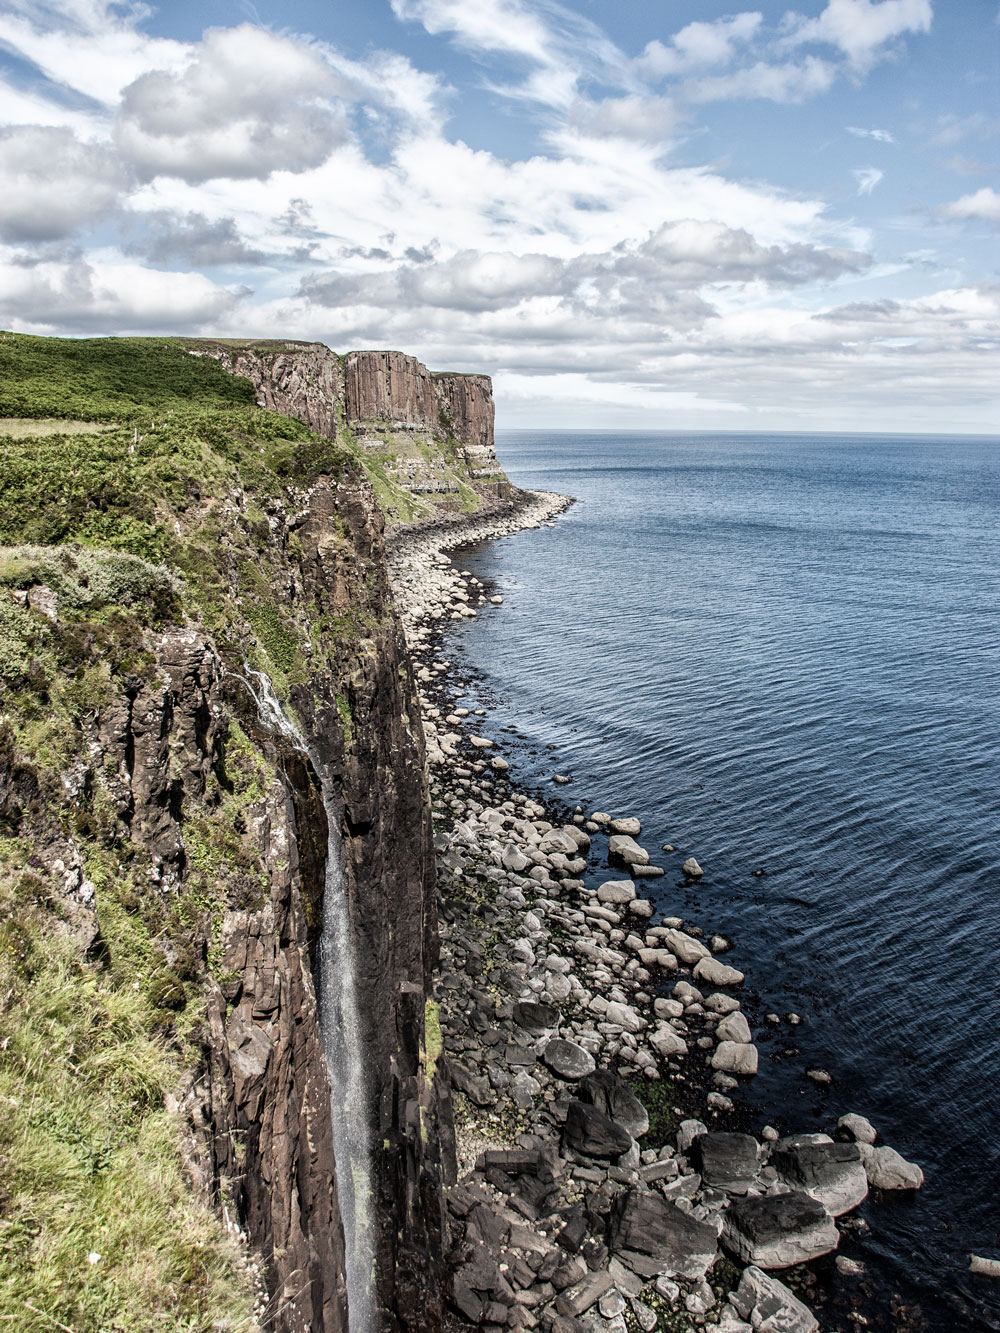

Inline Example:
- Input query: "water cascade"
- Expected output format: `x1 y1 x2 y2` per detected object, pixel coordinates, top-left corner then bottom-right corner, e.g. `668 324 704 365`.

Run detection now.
239 668 376 1333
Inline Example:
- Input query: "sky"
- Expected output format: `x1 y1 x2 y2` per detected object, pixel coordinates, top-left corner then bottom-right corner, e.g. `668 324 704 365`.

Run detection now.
0 0 997 432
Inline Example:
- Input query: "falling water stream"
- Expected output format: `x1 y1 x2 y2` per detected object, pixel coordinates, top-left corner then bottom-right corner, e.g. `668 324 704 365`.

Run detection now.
240 668 376 1333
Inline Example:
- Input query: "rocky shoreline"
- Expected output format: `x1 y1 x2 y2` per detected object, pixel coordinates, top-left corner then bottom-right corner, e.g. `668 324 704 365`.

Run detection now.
387 491 926 1333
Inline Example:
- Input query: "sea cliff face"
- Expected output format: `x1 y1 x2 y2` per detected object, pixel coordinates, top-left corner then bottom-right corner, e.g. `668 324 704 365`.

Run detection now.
0 334 462 1333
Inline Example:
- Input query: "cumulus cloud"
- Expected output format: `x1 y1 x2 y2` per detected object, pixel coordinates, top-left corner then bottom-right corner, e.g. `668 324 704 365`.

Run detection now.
115 25 348 183
784 0 933 72
636 14 764 80
686 56 836 105
0 124 127 241
854 166 885 194
0 249 247 333
940 186 1000 223
124 211 267 266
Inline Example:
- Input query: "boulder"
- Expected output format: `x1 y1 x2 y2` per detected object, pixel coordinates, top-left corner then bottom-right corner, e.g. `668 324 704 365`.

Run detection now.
513 1000 560 1031
858 1143 924 1190
661 928 710 965
772 1142 868 1216
695 1133 761 1195
650 1024 689 1059
608 1190 718 1280
682 857 703 877
694 957 744 987
722 1191 839 1269
716 1011 751 1044
609 817 642 836
555 1270 613 1318
597 880 637 905
540 828 581 856
578 1069 650 1139
608 835 650 867
502 843 531 872
543 1039 597 1081
712 1041 759 1076
731 1266 819 1333
604 1001 646 1033
837 1113 877 1145
562 1100 633 1159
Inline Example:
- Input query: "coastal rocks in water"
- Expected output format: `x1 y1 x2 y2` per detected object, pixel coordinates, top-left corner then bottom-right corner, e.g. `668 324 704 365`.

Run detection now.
578 1069 650 1139
695 1133 761 1195
722 1192 839 1269
716 1011 752 1044
469 736 493 749
542 1038 597 1081
970 1256 1000 1278
597 880 637 905
608 834 650 867
650 1024 689 1059
609 817 642 836
694 957 745 987
857 1143 924 1190
608 1190 719 1281
562 1100 633 1158
731 1266 819 1333
838 1113 877 1145
661 929 710 966
682 857 704 877
712 1041 759 1076
771 1142 868 1216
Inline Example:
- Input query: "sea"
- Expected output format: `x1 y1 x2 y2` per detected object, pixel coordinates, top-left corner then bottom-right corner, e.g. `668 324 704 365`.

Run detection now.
446 431 1000 1332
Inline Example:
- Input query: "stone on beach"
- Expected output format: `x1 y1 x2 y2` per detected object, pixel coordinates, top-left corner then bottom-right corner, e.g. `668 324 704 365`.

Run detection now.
715 1011 751 1044
857 1142 924 1190
513 1000 560 1031
731 1267 819 1333
650 1024 689 1059
608 834 650 866
542 1038 597 1081
608 1190 719 1280
694 957 745 986
712 1041 759 1076
771 1142 868 1216
578 1069 650 1139
695 1132 760 1194
609 817 642 836
661 929 710 965
562 1099 633 1158
838 1112 877 1145
469 736 493 749
682 857 704 877
597 880 637 905
722 1192 839 1269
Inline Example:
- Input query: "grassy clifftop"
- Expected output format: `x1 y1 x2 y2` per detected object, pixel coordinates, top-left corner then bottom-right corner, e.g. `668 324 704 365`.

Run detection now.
0 333 423 1331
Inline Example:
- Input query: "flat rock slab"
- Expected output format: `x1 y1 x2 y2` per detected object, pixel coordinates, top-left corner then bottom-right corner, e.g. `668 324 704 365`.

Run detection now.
722 1191 839 1269
772 1142 868 1216
732 1265 819 1333
608 1189 719 1280
543 1038 597 1081
696 1132 761 1194
555 1269 613 1317
563 1099 633 1158
578 1068 650 1139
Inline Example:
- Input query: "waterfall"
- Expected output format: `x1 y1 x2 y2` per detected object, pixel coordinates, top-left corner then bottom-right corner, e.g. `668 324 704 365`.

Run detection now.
238 667 376 1333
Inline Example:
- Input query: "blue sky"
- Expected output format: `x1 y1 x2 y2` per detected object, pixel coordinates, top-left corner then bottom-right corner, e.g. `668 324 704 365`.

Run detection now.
0 0 997 431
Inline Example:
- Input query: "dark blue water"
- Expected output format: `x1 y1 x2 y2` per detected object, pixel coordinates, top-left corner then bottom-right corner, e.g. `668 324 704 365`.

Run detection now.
449 432 1000 1329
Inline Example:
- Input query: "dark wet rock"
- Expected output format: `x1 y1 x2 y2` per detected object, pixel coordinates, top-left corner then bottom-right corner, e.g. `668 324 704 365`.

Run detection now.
772 1141 868 1216
563 1100 633 1159
514 1000 560 1031
695 1132 760 1195
451 1062 498 1107
555 1270 613 1317
608 1189 719 1280
722 1191 839 1269
578 1069 650 1140
542 1039 597 1081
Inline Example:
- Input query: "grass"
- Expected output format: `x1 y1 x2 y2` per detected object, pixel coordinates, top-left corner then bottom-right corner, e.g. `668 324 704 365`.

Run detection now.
0 418 116 438
0 861 259 1332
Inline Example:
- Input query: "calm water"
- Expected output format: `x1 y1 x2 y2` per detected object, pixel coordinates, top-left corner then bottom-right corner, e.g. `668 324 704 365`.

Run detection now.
449 432 1000 1329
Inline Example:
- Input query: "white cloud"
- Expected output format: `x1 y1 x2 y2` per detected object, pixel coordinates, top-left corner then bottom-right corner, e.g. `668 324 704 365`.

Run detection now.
854 166 885 194
686 56 836 104
0 125 127 240
0 249 247 333
847 125 895 142
784 0 933 72
940 186 1000 224
115 25 348 183
636 14 764 79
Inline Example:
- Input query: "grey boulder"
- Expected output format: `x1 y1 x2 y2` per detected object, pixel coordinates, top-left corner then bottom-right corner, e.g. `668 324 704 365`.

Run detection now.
542 1039 597 1081
695 1132 761 1195
731 1265 819 1333
562 1099 633 1159
578 1068 650 1139
722 1191 839 1269
772 1142 868 1216
608 1189 719 1281
858 1143 924 1190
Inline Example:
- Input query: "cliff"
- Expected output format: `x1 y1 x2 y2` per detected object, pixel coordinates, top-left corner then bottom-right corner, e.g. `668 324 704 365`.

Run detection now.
183 341 509 522
0 334 456 1333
